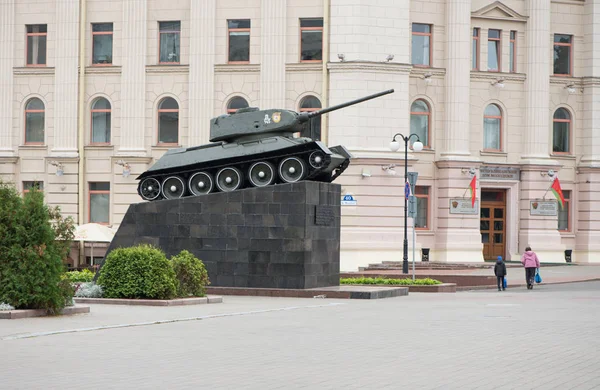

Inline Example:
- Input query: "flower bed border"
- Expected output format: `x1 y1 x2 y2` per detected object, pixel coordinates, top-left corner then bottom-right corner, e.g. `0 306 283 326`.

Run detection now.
343 283 456 293
0 305 91 320
73 296 223 306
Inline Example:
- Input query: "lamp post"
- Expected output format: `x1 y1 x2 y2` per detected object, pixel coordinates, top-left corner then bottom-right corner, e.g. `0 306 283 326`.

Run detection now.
389 133 423 274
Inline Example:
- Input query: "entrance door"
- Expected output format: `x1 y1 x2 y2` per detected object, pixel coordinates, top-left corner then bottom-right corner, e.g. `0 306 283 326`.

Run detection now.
480 190 506 260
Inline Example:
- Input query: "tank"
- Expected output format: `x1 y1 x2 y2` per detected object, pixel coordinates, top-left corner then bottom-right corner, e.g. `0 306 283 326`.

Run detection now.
136 89 395 201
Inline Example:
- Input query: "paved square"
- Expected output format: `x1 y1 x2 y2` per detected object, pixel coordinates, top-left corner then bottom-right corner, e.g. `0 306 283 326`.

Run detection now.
1 282 599 389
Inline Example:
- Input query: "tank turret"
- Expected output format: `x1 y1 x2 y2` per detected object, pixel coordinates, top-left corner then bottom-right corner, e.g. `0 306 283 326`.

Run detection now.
136 89 394 201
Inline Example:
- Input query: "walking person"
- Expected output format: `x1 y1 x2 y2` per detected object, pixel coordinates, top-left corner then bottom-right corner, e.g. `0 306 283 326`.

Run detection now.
494 255 507 291
521 246 540 289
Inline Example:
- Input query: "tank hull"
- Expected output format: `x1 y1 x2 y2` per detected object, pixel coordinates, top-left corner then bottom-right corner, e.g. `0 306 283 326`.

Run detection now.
136 136 352 201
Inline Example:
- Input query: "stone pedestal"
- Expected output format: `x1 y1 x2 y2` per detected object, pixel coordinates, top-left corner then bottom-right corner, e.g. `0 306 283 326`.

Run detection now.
103 181 341 289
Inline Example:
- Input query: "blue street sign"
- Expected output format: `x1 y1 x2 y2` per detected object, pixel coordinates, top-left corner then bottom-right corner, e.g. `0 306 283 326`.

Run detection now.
342 194 357 206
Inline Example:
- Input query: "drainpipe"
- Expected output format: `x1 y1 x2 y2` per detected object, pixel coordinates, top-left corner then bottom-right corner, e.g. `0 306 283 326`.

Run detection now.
321 0 330 145
77 0 87 266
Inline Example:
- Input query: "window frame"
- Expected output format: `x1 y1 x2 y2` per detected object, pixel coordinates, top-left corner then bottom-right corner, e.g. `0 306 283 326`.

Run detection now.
90 97 111 145
226 96 249 114
509 30 516 73
414 186 430 230
487 29 502 72
157 97 179 146
558 190 571 232
24 98 45 145
158 21 181 65
410 99 431 149
25 24 47 67
472 27 480 71
298 95 322 140
91 23 113 66
227 19 251 64
299 18 323 63
88 182 110 225
483 104 503 152
552 107 572 155
553 34 573 77
412 23 432 68
22 181 43 196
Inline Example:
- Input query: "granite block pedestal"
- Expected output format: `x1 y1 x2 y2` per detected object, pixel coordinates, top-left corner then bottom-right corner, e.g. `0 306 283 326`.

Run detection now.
101 181 341 289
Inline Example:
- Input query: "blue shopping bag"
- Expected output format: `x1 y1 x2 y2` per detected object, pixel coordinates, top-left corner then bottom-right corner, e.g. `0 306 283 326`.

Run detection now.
502 277 507 289
535 269 542 284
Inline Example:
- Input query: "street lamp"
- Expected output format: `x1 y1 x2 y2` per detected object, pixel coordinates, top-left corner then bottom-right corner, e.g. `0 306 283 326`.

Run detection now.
389 133 424 274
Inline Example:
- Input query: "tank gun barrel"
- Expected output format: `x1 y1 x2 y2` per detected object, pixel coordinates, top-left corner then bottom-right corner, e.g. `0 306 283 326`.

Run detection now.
299 88 394 122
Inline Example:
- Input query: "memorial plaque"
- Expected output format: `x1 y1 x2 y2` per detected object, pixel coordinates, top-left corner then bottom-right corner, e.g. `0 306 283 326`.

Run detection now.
449 198 479 214
530 200 558 216
315 205 335 226
480 166 520 181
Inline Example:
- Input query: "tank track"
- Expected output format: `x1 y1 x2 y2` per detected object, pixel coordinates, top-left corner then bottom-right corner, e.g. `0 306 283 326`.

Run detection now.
137 146 344 201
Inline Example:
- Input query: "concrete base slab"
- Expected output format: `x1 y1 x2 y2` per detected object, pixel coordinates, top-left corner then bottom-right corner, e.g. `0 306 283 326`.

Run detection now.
73 296 223 306
206 285 408 299
0 305 90 320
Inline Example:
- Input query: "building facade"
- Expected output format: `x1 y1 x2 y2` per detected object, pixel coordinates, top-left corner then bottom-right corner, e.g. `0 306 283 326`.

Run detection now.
1 0 598 271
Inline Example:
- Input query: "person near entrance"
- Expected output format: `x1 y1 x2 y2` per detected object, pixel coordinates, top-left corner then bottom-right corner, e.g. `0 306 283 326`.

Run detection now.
494 256 507 291
521 246 540 289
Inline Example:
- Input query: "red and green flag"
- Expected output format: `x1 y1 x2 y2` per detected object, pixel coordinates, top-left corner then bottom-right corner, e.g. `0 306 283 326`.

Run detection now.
551 177 566 210
469 175 477 207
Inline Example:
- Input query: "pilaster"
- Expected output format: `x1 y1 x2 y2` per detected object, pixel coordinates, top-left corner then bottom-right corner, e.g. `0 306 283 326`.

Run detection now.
51 0 80 157
441 0 471 159
0 0 15 156
188 0 215 146
259 0 286 109
118 0 147 156
522 0 551 161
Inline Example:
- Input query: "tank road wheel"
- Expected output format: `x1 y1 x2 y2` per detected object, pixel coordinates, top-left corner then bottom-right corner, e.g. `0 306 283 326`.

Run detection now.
278 157 307 183
161 176 186 199
216 167 243 192
248 161 275 187
309 151 327 169
140 178 161 201
188 172 213 196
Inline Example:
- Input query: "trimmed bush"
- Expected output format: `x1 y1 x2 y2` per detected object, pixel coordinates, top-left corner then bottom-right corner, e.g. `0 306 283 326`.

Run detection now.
97 244 177 300
65 269 95 283
0 181 75 314
171 250 210 297
340 277 442 286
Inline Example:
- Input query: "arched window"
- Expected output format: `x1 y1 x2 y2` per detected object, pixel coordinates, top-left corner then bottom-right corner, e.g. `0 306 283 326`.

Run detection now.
410 100 430 148
553 108 571 153
483 104 502 151
158 97 179 145
24 98 45 144
91 97 111 144
299 95 322 140
227 96 249 114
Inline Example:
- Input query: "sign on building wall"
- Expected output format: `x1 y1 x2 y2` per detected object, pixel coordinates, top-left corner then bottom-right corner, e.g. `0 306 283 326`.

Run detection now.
341 194 357 206
530 200 558 216
449 198 479 214
479 166 520 181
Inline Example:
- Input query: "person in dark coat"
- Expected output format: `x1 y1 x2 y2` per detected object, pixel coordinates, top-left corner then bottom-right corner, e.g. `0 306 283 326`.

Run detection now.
494 255 507 291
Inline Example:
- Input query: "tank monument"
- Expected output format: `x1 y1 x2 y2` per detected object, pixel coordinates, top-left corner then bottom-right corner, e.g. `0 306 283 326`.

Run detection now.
100 89 395 290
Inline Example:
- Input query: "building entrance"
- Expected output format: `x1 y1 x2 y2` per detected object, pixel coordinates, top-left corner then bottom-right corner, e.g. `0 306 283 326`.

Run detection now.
480 190 506 261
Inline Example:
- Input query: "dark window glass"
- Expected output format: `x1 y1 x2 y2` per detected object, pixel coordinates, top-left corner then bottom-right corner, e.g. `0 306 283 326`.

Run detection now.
25 98 45 144
92 23 113 64
228 19 250 62
91 98 111 144
300 18 323 61
410 100 430 147
26 24 47 65
553 34 572 75
412 23 431 66
159 21 181 63
158 97 179 144
553 108 571 153
299 96 322 140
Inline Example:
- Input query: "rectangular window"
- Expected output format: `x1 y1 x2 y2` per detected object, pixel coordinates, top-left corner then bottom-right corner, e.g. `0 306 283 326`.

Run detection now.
300 18 323 62
92 23 113 65
23 181 43 195
488 29 501 72
228 19 250 63
414 186 430 230
26 24 47 66
159 21 181 64
89 182 110 224
558 191 571 231
509 31 516 73
472 28 480 70
554 34 572 76
412 23 432 67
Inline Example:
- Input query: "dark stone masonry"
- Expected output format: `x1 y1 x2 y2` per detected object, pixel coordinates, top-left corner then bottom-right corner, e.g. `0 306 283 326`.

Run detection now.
102 181 341 289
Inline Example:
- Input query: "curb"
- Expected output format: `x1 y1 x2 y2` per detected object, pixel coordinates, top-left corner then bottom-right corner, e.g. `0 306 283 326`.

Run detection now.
73 296 223 306
457 278 600 291
0 305 90 320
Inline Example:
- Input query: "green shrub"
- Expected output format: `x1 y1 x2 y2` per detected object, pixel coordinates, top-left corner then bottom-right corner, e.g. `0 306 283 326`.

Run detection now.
65 269 95 283
0 181 75 314
340 277 442 286
171 250 210 297
97 244 177 300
